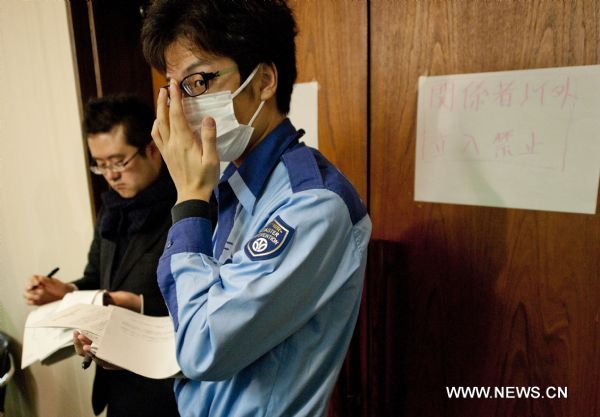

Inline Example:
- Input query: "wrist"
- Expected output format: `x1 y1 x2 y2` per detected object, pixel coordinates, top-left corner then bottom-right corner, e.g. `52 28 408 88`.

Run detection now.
176 189 212 205
62 282 77 296
133 294 142 313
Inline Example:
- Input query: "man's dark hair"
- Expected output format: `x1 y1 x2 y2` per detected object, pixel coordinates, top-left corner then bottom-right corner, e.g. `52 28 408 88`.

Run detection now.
83 94 155 156
141 0 298 114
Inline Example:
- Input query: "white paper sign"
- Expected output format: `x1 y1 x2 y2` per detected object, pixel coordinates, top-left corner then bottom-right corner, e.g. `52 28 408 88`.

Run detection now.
416 65 600 214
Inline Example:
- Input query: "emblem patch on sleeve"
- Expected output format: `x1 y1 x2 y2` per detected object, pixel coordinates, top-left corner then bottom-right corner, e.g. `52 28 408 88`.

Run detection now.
244 216 295 261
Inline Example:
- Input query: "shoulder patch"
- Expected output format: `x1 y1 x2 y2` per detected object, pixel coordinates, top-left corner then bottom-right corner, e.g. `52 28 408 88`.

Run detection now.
244 216 295 261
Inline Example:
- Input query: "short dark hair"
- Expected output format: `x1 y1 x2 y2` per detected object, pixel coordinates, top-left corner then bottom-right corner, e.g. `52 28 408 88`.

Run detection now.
141 0 298 114
83 94 155 155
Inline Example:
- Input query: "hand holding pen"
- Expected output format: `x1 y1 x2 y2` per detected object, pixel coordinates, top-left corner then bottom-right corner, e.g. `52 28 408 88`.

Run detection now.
23 267 76 305
31 267 60 289
79 292 114 370
77 291 121 371
73 331 93 369
75 329 122 371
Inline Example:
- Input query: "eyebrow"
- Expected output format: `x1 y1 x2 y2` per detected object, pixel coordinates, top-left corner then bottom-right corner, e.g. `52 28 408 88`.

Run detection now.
166 59 211 82
93 153 126 163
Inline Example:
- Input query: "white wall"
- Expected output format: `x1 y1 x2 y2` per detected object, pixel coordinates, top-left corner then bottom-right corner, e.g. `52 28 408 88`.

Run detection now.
0 1 97 416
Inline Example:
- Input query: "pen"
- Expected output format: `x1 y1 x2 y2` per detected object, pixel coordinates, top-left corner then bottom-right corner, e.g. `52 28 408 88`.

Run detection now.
30 267 60 290
47 267 60 278
82 355 93 370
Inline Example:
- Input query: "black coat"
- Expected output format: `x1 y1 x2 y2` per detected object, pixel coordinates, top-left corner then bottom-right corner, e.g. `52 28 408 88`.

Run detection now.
73 211 179 417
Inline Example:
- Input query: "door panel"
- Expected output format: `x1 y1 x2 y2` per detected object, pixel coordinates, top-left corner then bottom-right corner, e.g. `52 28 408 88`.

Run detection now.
370 1 599 416
291 0 368 201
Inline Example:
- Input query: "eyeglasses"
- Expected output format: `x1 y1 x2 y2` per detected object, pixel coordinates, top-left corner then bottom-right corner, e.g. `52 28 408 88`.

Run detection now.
164 66 237 97
90 150 139 175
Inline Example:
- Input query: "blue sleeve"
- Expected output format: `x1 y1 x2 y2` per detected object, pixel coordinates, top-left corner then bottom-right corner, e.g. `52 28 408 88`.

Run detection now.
157 190 367 381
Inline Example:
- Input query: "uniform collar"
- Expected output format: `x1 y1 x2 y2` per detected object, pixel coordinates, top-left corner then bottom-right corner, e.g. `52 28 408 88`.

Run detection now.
218 118 302 213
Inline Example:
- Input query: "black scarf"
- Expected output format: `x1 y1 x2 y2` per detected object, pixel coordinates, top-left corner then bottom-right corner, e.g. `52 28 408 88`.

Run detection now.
99 169 176 240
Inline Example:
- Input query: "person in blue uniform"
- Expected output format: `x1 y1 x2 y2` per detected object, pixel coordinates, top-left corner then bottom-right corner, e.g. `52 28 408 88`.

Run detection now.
138 1 372 416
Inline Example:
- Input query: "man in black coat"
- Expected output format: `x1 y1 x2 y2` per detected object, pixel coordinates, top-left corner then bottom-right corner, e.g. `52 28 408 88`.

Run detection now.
24 95 179 417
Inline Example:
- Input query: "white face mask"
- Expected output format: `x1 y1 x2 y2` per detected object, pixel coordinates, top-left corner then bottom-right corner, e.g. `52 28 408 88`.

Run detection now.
182 66 265 162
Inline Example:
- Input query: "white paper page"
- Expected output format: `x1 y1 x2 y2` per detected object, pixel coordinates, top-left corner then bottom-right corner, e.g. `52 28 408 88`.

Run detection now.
415 64 600 214
21 291 104 368
28 303 111 340
95 306 180 379
21 300 71 368
58 289 103 311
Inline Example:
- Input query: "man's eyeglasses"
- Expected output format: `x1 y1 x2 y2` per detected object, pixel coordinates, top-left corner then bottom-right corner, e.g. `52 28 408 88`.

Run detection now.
90 150 139 175
164 66 237 97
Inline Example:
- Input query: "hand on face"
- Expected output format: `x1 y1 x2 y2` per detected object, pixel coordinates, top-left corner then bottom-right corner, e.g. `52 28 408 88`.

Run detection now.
152 81 220 204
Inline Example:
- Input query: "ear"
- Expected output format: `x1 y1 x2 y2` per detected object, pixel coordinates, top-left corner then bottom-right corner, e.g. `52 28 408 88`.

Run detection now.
145 141 159 158
259 62 278 101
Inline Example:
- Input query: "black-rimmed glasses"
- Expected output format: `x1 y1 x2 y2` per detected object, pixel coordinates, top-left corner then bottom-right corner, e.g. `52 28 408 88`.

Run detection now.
163 66 237 97
90 150 139 175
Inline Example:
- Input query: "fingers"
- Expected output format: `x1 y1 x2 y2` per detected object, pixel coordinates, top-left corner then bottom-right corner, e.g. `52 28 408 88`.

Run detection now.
27 275 50 291
155 87 170 146
73 331 85 356
151 120 163 151
74 332 93 357
24 290 39 300
26 275 42 290
23 284 45 305
168 80 189 132
74 332 105 369
200 117 219 165
37 276 52 286
23 290 39 305
74 334 120 371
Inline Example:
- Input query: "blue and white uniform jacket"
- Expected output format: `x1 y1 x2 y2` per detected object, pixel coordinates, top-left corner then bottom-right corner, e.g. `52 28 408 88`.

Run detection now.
157 119 371 417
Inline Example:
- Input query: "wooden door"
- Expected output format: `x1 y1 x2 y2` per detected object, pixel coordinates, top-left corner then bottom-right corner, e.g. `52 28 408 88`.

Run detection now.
292 0 369 201
369 1 599 416
290 4 369 416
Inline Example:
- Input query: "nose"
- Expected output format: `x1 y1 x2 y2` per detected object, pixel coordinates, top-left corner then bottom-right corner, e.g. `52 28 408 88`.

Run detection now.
105 170 121 182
